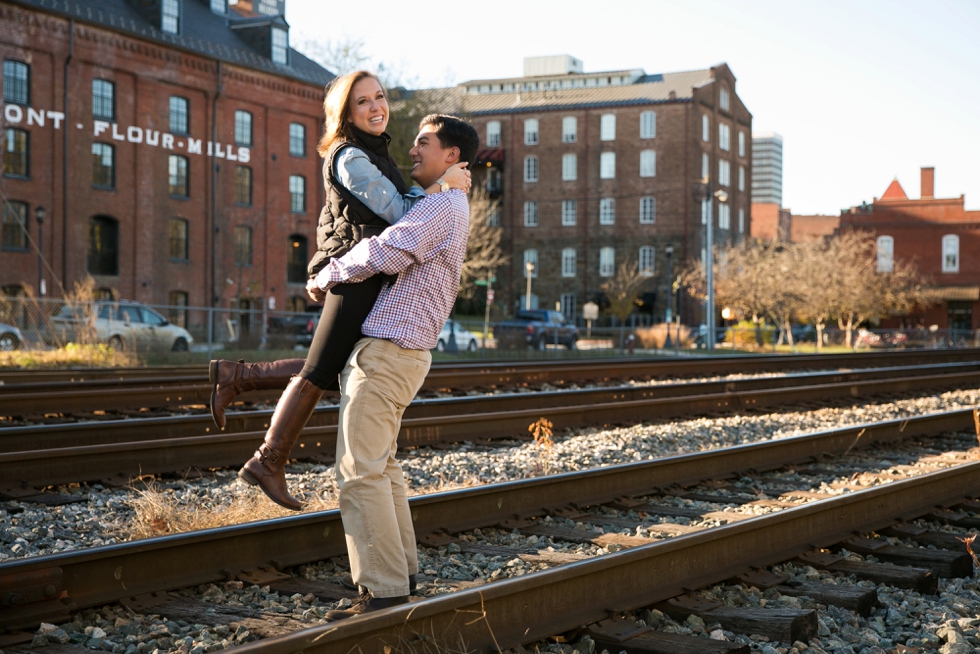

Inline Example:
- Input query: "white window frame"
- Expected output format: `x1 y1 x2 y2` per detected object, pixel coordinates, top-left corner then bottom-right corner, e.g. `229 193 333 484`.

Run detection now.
640 111 656 139
702 114 709 142
561 248 576 277
639 246 655 277
560 293 577 321
524 156 539 183
877 235 894 273
599 197 615 225
639 196 655 224
718 159 731 187
562 153 577 181
524 118 539 145
562 199 577 226
719 123 730 151
523 201 539 227
599 247 615 277
600 113 616 141
271 27 289 65
738 165 745 191
738 207 745 233
738 131 746 158
600 151 616 179
719 86 730 111
701 153 709 180
523 249 538 277
487 120 501 146
718 203 731 230
942 234 960 273
161 0 180 34
640 150 656 178
562 116 577 143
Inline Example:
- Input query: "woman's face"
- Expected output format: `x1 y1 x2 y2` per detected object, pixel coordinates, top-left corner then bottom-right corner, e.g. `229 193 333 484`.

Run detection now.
347 77 388 136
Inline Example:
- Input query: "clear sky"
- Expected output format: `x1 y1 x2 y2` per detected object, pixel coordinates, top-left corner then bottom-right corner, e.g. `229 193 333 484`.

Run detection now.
286 0 980 216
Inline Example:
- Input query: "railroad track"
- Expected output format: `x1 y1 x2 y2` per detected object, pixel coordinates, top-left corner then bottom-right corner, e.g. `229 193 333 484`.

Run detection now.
2 349 978 418
2 408 979 653
3 362 980 490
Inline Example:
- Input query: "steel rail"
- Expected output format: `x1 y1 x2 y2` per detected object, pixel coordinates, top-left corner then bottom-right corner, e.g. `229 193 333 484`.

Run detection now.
3 361 978 454
0 407 975 633
3 367 980 489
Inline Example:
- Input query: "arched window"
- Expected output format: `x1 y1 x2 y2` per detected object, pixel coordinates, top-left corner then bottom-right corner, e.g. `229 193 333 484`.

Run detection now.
639 246 655 276
3 60 30 105
169 218 189 260
600 114 616 141
2 200 28 251
561 248 576 277
3 128 29 177
702 114 709 142
942 234 959 273
876 235 894 273
289 175 306 213
599 246 615 277
523 119 538 145
562 116 577 143
523 249 538 277
88 216 119 276
640 111 656 139
524 156 538 182
639 196 656 224
235 110 253 146
486 121 501 146
640 150 656 177
288 234 308 283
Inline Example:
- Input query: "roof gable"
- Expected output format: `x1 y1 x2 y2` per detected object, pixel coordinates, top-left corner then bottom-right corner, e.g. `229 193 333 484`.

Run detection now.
880 178 908 201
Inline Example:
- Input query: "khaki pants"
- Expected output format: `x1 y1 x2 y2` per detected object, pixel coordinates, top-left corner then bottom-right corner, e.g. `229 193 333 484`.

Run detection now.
336 337 431 598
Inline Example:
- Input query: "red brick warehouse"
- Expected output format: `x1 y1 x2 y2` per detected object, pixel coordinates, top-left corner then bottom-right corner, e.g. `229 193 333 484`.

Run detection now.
0 0 332 321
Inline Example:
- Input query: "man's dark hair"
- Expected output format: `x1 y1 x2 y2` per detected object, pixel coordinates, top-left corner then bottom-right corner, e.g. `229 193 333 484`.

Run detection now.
419 114 479 167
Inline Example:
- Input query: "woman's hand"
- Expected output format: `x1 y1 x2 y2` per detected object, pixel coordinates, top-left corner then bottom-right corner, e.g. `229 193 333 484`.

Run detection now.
442 162 472 192
306 278 326 303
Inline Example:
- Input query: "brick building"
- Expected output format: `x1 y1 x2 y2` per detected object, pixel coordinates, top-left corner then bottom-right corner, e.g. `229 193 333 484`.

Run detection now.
839 167 980 332
0 0 331 322
414 56 752 323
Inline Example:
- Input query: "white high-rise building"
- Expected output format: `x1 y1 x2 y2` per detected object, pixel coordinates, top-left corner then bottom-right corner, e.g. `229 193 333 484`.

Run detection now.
752 132 783 205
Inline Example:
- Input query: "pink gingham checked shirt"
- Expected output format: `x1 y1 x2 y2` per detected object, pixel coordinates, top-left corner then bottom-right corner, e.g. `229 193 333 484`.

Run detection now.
313 189 470 350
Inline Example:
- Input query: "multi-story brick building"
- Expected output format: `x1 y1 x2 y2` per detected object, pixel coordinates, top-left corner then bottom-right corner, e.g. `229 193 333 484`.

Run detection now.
839 167 979 332
416 56 752 323
0 0 331 323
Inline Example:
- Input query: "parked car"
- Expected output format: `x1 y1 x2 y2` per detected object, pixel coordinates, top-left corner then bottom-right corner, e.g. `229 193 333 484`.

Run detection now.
0 323 23 351
49 300 194 352
790 324 816 343
266 312 318 349
493 310 578 350
435 320 480 352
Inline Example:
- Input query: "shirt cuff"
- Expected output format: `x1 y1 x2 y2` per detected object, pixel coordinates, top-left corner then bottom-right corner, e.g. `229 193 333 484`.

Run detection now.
315 265 338 290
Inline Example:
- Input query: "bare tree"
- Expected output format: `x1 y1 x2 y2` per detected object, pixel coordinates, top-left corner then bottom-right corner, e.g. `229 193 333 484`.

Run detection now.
602 260 649 323
293 35 370 77
459 190 509 300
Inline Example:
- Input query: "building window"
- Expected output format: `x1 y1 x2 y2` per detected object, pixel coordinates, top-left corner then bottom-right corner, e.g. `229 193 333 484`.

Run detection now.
1 201 28 251
562 153 577 181
523 248 538 277
702 114 709 142
600 113 616 141
640 111 656 139
168 291 188 328
88 216 119 276
640 150 656 177
702 152 709 180
289 175 305 213
486 203 500 227
170 96 189 134
561 247 576 277
3 128 29 177
599 197 615 225
719 123 731 151
718 159 731 187
718 203 731 230
524 118 538 145
287 296 306 313
738 207 745 233
639 196 656 224
234 166 252 205
162 0 180 34
92 143 115 188
702 199 708 225
639 246 655 276
289 123 305 157
562 116 577 143
876 235 894 273
560 293 576 321
720 86 730 111
169 155 189 197
235 110 253 146
163 218 188 261
234 226 252 266
738 131 746 157
562 199 577 226
271 27 289 65
524 156 538 182
600 151 616 179
487 121 501 146
942 234 960 273
486 168 502 193
210 0 226 13
523 201 539 227
738 165 746 192
3 60 29 105
93 79 115 120
288 235 308 283
599 246 615 277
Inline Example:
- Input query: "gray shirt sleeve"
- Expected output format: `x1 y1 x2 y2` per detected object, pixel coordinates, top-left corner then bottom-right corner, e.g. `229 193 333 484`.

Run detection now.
335 146 426 224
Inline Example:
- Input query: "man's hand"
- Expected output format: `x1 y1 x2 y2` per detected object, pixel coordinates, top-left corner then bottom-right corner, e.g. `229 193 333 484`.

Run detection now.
306 278 326 303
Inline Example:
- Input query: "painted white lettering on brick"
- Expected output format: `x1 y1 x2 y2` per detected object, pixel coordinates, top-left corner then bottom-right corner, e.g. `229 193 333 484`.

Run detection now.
214 143 226 159
4 104 23 123
162 133 175 150
46 111 65 129
146 130 160 146
238 147 250 163
226 143 238 161
187 138 202 155
94 121 110 137
126 126 143 143
207 141 213 156
27 108 45 127
111 123 126 141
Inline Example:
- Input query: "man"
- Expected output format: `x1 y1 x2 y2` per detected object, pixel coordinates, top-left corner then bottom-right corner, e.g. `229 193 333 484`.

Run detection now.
305 114 479 618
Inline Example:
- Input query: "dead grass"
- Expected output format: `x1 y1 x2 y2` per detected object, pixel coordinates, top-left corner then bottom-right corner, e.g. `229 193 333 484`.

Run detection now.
635 323 693 349
0 343 138 369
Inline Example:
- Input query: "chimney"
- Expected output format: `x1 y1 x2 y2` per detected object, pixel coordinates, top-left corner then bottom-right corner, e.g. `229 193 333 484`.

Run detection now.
921 167 935 199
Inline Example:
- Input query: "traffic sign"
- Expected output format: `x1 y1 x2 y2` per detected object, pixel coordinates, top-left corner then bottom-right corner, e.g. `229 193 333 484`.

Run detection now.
486 290 495 304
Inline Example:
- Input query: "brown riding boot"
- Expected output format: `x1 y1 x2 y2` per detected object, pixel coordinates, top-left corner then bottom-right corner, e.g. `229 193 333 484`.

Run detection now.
238 376 323 511
208 358 305 429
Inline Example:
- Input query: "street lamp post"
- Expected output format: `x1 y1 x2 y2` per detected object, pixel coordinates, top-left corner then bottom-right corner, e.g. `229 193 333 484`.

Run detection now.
664 244 674 349
692 179 728 351
525 261 535 311
34 205 46 296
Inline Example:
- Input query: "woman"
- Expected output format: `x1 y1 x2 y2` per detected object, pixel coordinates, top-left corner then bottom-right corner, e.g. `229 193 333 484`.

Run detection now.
225 71 470 511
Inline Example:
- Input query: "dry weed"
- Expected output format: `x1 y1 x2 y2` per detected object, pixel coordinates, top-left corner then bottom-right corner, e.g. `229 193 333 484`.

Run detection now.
529 417 554 476
959 533 980 569
0 343 137 369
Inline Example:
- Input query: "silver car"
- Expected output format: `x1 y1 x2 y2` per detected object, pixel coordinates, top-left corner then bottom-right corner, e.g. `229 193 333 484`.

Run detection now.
0 323 23 351
50 300 193 352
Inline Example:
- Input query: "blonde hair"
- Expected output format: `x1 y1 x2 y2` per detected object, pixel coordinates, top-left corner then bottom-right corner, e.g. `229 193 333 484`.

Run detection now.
317 70 385 157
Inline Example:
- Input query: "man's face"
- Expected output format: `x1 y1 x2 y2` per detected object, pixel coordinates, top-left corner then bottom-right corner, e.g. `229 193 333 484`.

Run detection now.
409 124 458 188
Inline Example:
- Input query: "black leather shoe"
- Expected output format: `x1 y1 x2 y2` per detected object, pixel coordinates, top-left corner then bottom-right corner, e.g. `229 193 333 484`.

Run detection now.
340 573 417 594
324 591 408 620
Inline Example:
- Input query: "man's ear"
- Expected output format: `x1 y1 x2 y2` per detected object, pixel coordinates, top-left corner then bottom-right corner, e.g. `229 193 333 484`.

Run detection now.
445 146 461 165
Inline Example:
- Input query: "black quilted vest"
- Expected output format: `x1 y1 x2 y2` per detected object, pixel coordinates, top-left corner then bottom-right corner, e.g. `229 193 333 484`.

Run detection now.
307 127 409 278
